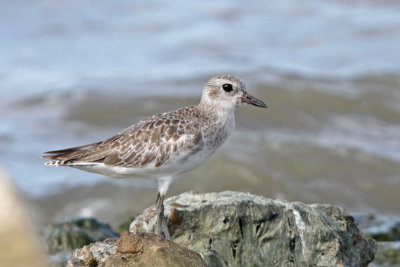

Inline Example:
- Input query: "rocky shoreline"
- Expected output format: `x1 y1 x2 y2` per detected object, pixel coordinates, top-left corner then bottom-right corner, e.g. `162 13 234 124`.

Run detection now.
42 191 399 266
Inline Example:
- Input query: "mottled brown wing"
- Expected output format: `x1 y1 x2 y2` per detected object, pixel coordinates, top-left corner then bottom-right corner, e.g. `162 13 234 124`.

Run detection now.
99 110 203 168
43 107 203 168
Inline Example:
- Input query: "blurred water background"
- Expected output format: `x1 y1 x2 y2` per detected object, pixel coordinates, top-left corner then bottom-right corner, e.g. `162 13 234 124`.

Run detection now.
1 0 399 227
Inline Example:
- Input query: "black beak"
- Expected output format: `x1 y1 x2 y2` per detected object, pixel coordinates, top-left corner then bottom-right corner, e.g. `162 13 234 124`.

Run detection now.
242 91 267 108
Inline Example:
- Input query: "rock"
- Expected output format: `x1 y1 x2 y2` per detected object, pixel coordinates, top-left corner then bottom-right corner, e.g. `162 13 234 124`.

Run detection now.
68 231 207 267
197 249 228 267
130 191 376 267
43 217 118 254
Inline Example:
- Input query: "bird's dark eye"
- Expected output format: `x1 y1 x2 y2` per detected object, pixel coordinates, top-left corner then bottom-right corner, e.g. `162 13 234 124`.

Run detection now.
222 83 233 92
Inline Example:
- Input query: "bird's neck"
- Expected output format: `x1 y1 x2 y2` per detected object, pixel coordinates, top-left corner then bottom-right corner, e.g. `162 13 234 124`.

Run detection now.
197 101 235 124
195 102 235 149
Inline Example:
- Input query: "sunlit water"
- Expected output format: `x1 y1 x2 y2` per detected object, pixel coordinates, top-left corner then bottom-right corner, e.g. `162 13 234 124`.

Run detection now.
1 0 399 226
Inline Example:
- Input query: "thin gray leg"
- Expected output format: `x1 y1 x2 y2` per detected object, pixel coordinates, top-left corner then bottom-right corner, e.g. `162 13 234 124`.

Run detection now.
156 192 171 240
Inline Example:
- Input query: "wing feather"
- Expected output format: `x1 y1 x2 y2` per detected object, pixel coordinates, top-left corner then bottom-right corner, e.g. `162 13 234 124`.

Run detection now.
43 107 204 169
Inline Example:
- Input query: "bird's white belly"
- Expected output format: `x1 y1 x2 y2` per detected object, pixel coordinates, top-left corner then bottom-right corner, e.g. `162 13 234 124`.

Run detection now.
71 146 213 180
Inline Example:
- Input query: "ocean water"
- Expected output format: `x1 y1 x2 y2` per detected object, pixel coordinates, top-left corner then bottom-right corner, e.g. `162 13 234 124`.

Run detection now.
1 0 399 225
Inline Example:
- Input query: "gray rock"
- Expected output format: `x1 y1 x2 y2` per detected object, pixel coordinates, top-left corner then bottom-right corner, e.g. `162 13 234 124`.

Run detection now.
68 231 207 267
43 217 118 253
130 191 376 267
198 249 228 267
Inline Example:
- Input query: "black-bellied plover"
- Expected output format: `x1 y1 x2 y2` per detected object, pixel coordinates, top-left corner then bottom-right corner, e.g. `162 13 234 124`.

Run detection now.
43 74 267 240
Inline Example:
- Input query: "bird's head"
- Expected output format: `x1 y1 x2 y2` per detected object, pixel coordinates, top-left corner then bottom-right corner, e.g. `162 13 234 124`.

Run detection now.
200 74 267 111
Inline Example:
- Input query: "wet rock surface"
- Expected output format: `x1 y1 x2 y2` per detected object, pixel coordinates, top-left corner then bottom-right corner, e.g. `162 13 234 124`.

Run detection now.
130 191 377 267
68 231 207 267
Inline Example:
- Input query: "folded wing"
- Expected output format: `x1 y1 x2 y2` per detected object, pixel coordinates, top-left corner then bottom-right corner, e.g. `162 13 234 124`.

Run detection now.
43 107 203 169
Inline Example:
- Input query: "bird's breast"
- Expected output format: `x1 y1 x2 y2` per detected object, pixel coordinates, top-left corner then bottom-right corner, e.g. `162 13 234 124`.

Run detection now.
202 112 235 151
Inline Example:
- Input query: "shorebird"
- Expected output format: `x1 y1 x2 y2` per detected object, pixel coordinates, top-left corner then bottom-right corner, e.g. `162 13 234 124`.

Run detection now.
43 74 266 240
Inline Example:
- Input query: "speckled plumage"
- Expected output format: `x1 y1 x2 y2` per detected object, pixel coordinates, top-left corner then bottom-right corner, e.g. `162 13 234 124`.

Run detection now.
43 74 266 240
44 105 229 178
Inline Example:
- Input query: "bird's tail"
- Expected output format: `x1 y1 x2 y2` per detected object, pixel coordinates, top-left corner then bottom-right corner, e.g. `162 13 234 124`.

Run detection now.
42 142 102 166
